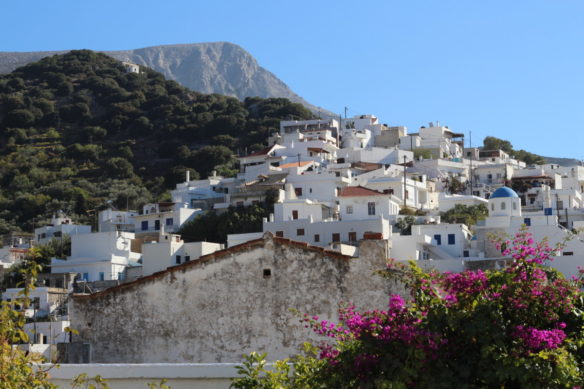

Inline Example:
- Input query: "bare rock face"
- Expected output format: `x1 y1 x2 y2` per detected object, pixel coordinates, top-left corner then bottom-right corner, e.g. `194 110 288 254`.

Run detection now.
0 42 332 116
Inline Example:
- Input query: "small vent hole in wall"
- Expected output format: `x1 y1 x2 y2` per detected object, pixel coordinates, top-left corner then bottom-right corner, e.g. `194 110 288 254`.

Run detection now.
263 268 271 278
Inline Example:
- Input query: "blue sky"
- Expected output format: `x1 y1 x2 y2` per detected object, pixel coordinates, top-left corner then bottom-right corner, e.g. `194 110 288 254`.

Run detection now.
2 1 583 159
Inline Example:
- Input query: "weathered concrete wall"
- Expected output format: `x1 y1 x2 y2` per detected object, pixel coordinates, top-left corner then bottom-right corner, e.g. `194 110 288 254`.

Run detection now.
70 234 402 363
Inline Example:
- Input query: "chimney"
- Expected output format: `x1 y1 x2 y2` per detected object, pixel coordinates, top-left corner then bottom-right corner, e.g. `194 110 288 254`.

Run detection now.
186 170 190 183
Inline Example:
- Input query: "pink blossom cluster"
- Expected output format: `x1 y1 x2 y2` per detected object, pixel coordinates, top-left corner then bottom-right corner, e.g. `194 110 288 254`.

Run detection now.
297 228 583 383
514 325 567 351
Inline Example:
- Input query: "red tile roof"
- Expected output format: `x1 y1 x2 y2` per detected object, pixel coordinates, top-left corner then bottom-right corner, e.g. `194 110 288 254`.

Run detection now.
279 161 313 169
338 186 385 197
239 145 275 158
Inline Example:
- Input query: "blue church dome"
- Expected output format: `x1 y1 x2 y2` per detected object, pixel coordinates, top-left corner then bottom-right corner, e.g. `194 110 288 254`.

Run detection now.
490 186 519 199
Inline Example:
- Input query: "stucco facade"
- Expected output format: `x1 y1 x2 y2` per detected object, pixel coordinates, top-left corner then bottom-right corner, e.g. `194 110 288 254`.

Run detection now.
70 233 400 363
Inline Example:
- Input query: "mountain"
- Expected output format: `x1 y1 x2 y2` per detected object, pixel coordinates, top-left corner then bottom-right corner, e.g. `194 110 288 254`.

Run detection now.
0 42 334 117
0 50 315 233
544 156 581 167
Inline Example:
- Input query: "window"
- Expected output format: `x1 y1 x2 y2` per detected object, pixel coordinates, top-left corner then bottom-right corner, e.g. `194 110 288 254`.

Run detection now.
32 297 40 310
263 269 271 277
296 228 305 236
184 255 190 262
501 202 506 210
434 234 442 245
314 234 320 242
564 252 574 256
118 272 124 281
346 205 353 214
166 218 173 226
524 218 531 226
487 174 493 183
99 272 105 281
292 210 299 220
491 203 495 211
53 231 62 238
275 231 284 237
176 255 181 264
82 273 89 281
513 202 517 210
348 232 357 242
405 190 409 199
463 250 469 258
236 201 244 207
448 234 455 245
332 233 340 242
557 200 564 210
294 187 303 196
154 220 160 231
141 221 148 231
367 202 376 215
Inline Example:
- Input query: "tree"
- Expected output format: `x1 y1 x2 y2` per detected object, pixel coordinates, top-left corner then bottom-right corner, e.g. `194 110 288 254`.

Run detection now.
232 229 584 388
104 157 134 179
0 263 57 388
395 215 415 235
483 136 513 153
441 203 488 226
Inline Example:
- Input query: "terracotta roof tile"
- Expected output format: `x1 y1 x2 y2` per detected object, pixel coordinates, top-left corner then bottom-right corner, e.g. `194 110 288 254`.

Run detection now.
338 186 385 197
279 161 313 169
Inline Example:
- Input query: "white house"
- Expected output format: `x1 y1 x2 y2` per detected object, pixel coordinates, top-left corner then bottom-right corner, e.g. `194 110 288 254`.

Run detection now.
141 234 223 276
134 202 199 236
98 209 138 232
338 186 401 221
0 234 30 269
2 287 68 320
34 214 91 245
51 231 140 281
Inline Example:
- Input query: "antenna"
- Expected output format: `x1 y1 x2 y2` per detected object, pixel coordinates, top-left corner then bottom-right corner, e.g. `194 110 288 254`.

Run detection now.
344 106 348 119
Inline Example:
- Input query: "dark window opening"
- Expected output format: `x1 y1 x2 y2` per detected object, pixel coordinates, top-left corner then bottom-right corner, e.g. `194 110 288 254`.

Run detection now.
263 268 271 277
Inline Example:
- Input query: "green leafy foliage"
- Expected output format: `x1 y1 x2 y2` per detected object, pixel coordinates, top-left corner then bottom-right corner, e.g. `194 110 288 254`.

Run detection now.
482 136 545 165
441 203 488 226
0 50 314 232
178 200 275 244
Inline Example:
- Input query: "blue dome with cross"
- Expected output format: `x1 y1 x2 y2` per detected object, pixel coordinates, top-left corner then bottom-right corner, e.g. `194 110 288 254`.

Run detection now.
490 186 519 199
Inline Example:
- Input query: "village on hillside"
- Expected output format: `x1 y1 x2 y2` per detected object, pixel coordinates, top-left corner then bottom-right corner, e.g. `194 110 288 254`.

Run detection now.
2 114 584 363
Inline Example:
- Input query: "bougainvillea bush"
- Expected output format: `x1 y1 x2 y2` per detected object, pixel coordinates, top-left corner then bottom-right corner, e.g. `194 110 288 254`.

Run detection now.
232 229 584 388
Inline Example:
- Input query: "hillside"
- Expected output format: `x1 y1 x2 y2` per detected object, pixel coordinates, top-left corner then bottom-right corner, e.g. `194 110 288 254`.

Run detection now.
0 50 315 233
0 42 334 117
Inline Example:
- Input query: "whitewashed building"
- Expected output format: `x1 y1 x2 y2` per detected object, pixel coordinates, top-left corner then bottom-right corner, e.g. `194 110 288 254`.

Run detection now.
35 214 91 245
141 234 223 276
51 231 140 281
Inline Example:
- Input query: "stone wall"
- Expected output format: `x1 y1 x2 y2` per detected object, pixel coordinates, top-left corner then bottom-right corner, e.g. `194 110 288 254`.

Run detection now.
70 234 402 363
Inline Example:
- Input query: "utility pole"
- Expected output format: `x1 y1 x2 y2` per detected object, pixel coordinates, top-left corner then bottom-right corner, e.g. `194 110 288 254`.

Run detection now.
403 155 408 209
344 106 348 119
469 131 473 196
